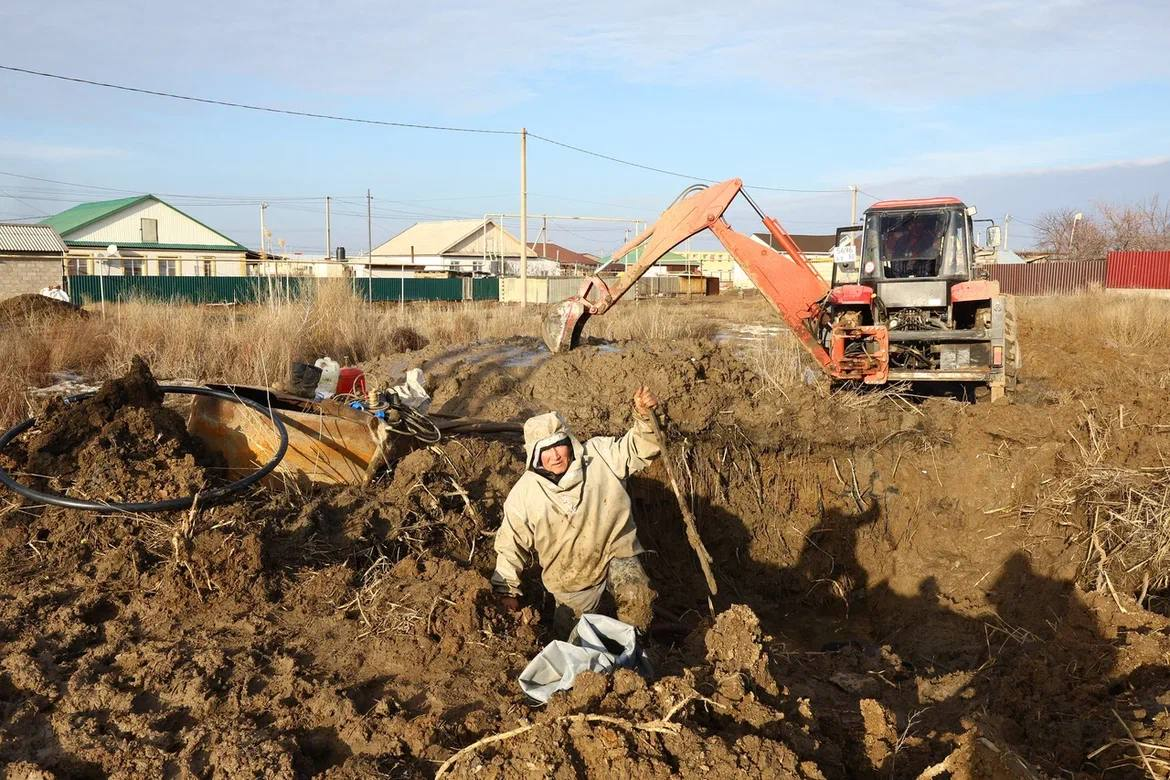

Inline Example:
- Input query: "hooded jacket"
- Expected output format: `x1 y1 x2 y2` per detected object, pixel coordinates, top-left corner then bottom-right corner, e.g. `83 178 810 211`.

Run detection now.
491 411 661 596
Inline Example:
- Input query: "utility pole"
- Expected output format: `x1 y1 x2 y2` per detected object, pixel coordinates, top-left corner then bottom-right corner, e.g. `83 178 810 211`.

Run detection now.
1003 214 1012 252
520 128 528 307
260 202 272 302
325 196 332 260
850 185 859 224
367 189 373 301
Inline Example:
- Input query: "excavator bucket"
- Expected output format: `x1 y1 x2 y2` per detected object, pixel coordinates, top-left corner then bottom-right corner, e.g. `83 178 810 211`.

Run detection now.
542 298 590 353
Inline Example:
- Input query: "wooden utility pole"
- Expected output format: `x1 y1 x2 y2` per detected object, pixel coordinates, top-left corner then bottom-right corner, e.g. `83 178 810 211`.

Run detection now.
520 128 528 307
850 184 859 224
367 189 373 301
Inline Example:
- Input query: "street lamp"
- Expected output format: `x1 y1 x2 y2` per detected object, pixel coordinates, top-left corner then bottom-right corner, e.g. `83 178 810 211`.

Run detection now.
1067 213 1083 257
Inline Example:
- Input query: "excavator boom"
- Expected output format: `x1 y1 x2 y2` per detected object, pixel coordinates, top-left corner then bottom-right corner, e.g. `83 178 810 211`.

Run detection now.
543 179 842 374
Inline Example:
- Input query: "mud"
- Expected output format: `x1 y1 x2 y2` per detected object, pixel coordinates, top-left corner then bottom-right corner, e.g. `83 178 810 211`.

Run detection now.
2 296 1170 778
14 357 220 503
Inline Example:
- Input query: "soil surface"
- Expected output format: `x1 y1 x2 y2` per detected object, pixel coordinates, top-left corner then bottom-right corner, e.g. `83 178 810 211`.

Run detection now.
2 295 1170 778
0 293 87 327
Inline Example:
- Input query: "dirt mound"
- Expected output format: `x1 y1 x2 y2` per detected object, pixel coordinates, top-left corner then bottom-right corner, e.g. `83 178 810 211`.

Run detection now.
19 356 218 502
3 297 1170 777
0 293 87 327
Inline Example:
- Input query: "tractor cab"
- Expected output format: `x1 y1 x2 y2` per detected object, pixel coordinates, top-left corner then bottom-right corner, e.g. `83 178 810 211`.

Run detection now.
859 198 973 285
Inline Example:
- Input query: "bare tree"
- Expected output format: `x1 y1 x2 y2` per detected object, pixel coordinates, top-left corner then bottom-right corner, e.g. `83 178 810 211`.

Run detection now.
1098 196 1170 251
1034 198 1170 260
1034 208 1107 262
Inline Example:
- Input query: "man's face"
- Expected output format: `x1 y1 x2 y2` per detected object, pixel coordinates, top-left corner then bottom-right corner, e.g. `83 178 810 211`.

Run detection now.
539 443 572 476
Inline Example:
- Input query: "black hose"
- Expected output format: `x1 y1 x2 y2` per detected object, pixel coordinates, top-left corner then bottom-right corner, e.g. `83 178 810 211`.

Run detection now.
0 385 289 513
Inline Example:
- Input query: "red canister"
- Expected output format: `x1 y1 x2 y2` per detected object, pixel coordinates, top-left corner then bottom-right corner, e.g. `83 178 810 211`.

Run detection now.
336 367 366 395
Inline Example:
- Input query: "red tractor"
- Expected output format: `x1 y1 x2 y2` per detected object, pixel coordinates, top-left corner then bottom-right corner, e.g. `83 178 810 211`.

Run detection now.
542 178 1020 399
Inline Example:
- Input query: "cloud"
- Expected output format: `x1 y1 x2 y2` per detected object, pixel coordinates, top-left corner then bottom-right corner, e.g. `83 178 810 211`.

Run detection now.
4 0 1168 111
0 140 126 162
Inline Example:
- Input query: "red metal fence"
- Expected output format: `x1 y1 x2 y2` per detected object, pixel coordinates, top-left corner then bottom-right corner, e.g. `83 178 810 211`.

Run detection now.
1105 251 1170 289
990 260 1106 295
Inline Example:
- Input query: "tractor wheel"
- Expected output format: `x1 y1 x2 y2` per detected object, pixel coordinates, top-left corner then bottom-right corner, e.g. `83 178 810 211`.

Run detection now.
1002 295 1021 389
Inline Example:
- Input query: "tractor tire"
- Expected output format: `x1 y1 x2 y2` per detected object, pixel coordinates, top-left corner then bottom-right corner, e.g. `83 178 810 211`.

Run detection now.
1002 295 1021 390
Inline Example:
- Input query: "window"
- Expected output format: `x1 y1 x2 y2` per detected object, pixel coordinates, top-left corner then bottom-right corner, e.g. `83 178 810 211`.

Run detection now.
201 259 214 277
123 258 144 277
66 257 89 275
158 259 178 276
139 216 157 244
246 262 261 276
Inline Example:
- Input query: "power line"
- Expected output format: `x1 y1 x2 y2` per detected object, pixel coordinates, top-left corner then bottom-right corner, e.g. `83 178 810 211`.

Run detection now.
0 65 518 136
527 132 848 193
2 65 850 195
0 170 361 203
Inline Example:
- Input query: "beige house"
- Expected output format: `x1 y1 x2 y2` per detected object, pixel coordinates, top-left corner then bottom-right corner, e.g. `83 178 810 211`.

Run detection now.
369 218 549 277
43 195 249 277
0 223 67 298
682 234 838 288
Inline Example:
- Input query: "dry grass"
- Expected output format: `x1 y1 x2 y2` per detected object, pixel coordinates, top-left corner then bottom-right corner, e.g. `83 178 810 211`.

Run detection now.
1021 289 1170 354
1024 409 1170 612
0 283 752 427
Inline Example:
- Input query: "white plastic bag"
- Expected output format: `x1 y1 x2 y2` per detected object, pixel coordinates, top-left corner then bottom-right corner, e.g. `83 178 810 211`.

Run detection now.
518 614 650 704
389 367 430 413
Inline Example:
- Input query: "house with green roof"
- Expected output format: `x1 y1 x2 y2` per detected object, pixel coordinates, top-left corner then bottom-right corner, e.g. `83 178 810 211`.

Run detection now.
43 195 250 277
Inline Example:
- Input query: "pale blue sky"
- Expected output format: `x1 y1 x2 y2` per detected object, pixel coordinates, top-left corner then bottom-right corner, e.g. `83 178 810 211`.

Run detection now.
2 0 1168 253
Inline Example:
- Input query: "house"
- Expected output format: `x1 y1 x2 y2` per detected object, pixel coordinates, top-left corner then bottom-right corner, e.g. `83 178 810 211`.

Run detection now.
43 195 249 277
599 249 696 277
682 234 838 288
527 241 598 275
369 219 545 277
0 223 67 298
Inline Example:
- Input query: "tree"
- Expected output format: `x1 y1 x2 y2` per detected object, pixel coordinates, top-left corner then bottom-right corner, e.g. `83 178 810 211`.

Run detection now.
1035 198 1170 261
1034 208 1107 262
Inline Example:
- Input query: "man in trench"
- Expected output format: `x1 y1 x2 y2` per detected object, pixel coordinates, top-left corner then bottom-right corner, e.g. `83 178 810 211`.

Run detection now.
492 386 661 636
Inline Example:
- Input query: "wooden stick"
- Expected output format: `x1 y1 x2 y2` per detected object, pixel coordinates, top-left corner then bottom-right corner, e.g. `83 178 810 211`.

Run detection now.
647 411 718 597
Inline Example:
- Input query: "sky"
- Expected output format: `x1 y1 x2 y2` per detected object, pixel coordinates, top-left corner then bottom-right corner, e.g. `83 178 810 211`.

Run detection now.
2 0 1169 254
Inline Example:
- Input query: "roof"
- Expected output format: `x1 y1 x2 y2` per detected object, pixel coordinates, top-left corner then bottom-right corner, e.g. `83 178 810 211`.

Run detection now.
41 194 247 250
41 195 150 236
753 233 837 254
375 218 535 257
528 241 598 267
0 222 67 254
868 197 964 211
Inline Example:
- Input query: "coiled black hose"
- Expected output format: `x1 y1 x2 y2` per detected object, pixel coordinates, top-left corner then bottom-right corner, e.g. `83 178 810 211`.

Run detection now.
0 385 289 513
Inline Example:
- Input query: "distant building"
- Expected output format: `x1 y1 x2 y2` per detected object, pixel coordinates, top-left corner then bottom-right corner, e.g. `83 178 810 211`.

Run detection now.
599 249 696 277
43 195 249 277
369 219 551 277
681 234 838 288
0 223 67 298
528 241 598 275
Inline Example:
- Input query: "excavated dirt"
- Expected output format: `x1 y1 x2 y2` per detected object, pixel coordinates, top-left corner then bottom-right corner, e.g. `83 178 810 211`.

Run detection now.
13 357 221 503
0 293 87 327
2 296 1170 778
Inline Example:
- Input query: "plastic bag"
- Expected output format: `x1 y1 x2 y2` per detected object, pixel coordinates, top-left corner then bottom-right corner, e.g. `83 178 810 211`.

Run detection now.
518 614 651 704
389 368 430 413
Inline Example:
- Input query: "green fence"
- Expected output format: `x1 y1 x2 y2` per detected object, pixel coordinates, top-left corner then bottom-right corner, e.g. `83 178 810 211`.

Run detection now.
66 275 501 305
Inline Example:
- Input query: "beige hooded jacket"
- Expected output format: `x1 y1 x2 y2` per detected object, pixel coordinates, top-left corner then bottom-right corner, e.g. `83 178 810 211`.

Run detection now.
491 411 661 596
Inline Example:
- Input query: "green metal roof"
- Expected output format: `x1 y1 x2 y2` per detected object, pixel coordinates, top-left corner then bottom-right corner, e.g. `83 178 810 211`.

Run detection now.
41 194 247 250
41 195 148 236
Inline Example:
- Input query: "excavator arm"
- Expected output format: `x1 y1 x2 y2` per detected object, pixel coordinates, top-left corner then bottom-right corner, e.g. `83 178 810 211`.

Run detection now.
541 178 887 382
